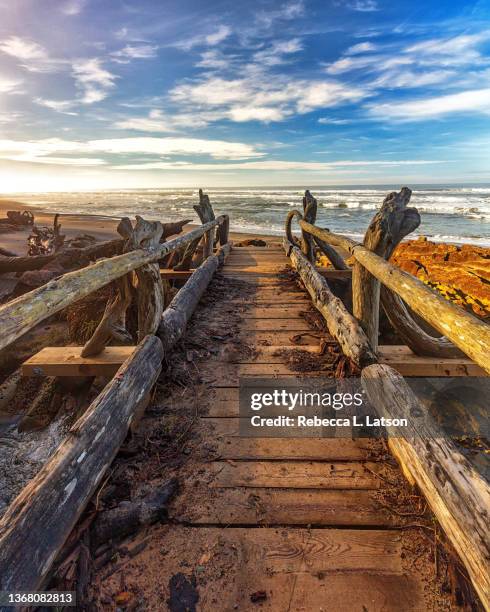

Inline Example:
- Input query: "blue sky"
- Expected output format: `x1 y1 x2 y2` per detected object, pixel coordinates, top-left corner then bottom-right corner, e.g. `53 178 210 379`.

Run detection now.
0 0 489 190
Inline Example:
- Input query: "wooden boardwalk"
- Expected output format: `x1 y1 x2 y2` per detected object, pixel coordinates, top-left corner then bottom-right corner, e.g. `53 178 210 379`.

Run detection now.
163 244 443 611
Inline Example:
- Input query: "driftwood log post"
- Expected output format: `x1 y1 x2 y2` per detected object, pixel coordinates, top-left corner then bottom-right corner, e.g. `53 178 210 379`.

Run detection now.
82 216 168 354
352 187 418 352
174 191 217 270
362 364 490 609
283 237 376 368
298 220 490 375
301 190 317 262
0 335 163 593
123 217 166 341
158 243 232 351
218 214 230 246
285 209 303 247
195 189 216 259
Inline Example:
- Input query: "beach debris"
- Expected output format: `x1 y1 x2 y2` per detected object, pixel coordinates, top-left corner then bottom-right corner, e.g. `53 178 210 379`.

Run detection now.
0 210 34 231
28 213 64 256
91 478 178 547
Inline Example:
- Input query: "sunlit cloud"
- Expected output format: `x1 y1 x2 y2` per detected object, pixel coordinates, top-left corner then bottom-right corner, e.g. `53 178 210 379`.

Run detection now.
34 98 78 114
0 36 64 72
369 88 490 120
0 136 264 164
0 36 48 60
0 75 23 93
72 58 117 103
111 44 159 63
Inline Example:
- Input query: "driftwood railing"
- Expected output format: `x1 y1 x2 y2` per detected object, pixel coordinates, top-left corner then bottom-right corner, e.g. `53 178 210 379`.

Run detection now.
0 194 230 593
285 189 490 609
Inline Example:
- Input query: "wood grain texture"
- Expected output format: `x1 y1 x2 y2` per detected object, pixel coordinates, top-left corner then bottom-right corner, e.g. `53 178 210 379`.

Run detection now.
22 345 135 377
209 461 381 489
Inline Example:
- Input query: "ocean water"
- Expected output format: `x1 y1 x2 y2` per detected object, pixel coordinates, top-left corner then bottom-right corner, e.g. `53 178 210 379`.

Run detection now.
10 184 490 246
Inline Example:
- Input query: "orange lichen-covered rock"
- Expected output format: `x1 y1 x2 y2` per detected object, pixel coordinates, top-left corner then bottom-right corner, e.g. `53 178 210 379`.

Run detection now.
391 239 489 319
317 238 489 319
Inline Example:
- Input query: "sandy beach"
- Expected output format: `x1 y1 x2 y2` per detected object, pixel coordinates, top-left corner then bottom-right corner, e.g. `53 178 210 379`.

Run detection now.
0 199 276 256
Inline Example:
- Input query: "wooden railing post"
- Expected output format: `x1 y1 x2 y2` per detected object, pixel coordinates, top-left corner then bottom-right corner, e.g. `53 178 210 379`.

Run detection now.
352 188 418 352
301 190 317 262
218 214 230 246
195 189 215 259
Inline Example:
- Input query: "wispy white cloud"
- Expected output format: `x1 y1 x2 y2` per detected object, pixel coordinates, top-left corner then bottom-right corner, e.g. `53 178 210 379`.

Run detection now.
170 75 367 124
318 117 351 124
111 44 159 63
346 0 378 12
113 108 218 131
196 49 234 70
0 136 264 164
326 28 490 97
0 36 63 72
255 1 305 29
205 25 232 46
174 25 232 51
346 42 377 54
0 75 23 94
0 36 47 60
369 88 490 120
72 58 117 104
61 0 87 16
252 38 303 66
34 98 78 114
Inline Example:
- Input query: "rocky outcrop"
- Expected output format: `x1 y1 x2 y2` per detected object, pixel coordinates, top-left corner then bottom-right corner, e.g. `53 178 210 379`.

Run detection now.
318 238 489 320
391 238 489 320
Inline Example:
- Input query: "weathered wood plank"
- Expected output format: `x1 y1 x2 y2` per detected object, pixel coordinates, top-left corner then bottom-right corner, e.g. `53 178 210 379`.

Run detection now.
237 330 324 345
378 345 486 376
173 488 403 527
241 306 314 319
240 318 313 331
209 461 381 489
214 437 374 460
22 346 135 377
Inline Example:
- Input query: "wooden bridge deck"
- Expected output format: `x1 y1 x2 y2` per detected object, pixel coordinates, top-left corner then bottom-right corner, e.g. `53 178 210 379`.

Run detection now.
160 244 442 611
